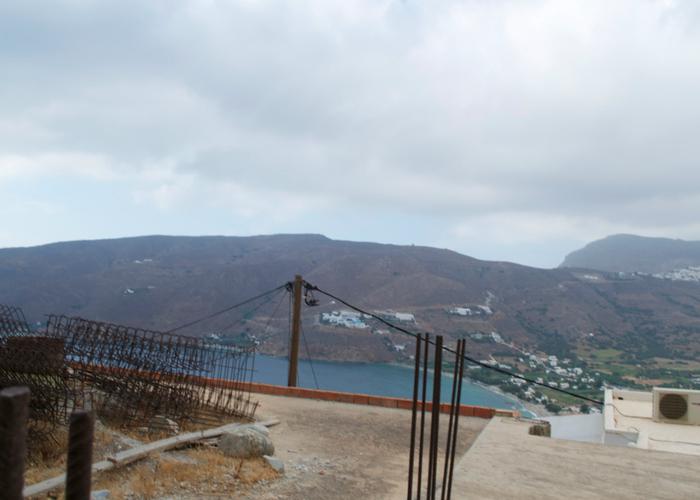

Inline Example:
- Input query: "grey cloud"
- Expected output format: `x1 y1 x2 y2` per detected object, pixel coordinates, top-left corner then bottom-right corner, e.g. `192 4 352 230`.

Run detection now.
2 0 700 262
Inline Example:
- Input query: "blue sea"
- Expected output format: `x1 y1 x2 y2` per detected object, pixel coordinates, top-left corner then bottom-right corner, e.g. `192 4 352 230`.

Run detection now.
250 354 535 417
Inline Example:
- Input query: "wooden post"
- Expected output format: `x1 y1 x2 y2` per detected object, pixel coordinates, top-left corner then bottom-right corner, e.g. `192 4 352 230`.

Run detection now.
65 410 95 500
0 386 30 499
287 275 303 387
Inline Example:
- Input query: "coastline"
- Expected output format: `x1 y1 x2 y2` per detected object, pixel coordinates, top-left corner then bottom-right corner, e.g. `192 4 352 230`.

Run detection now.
254 353 550 417
264 354 540 418
467 376 552 418
384 359 551 417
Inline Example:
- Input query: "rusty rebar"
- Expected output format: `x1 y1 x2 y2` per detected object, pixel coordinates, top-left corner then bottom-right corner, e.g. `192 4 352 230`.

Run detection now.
440 340 461 499
417 333 429 499
1 304 259 442
407 334 422 499
0 304 30 338
45 315 258 428
446 340 466 500
427 335 443 500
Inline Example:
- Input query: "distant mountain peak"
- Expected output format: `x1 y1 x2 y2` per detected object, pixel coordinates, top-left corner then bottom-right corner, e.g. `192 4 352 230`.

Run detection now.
561 234 700 274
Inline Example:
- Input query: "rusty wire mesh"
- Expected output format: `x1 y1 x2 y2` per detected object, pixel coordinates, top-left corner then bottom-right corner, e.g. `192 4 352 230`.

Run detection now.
0 304 258 440
0 304 31 337
45 315 258 428
0 306 78 441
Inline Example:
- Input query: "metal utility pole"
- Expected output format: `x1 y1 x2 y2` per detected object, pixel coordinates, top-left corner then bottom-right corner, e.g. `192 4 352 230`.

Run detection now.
287 274 303 387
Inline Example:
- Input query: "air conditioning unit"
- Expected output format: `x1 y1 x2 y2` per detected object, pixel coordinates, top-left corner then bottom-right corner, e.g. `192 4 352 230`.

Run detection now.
653 387 700 425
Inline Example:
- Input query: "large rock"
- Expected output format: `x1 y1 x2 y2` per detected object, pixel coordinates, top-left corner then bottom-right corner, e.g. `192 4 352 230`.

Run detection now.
247 423 270 436
150 415 180 435
263 455 285 474
219 426 274 458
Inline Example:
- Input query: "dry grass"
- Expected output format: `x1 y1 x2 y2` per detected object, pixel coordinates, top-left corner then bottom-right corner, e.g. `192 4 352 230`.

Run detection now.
24 426 69 485
90 446 280 499
25 422 148 486
24 414 277 499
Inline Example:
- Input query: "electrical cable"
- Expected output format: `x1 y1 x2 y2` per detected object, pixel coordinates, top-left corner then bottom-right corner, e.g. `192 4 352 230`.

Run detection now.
307 282 604 406
606 403 639 419
166 284 288 333
249 289 289 382
609 404 700 447
648 436 700 446
258 289 289 343
301 318 320 390
217 288 284 333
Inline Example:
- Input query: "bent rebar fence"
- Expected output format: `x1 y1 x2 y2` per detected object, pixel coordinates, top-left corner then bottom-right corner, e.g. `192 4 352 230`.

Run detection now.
45 315 258 428
0 305 258 442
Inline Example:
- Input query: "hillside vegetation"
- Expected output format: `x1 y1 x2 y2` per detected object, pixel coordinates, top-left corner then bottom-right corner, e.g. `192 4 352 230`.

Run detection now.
3 234 700 401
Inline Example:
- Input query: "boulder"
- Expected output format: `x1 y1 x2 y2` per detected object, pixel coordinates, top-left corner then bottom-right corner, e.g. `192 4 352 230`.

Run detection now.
150 415 180 435
219 427 274 458
263 455 285 474
246 423 270 436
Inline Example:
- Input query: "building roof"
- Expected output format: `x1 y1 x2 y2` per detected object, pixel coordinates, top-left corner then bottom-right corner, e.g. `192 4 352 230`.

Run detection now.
451 416 700 499
604 388 700 456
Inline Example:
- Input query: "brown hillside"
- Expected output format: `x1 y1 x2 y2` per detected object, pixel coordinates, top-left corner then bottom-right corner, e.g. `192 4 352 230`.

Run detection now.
2 234 700 364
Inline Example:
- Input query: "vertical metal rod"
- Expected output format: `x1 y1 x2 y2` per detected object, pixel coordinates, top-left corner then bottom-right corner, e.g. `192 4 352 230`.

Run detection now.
446 340 466 500
407 334 423 499
0 386 30 500
65 410 95 500
416 333 429 500
426 343 435 499
427 335 443 500
426 348 434 496
440 341 461 499
287 275 303 387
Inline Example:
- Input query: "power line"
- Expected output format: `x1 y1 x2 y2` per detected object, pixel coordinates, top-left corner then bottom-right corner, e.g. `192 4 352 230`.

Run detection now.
217 288 284 333
167 284 288 333
258 289 289 343
204 289 289 367
249 288 290 384
307 282 604 406
301 319 320 390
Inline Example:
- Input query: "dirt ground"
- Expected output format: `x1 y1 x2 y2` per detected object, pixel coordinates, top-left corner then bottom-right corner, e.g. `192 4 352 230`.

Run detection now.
244 394 488 500
25 419 276 499
24 395 487 499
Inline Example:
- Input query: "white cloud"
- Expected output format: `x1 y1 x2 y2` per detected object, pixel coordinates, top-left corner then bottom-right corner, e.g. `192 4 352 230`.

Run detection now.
1 0 700 265
0 153 118 182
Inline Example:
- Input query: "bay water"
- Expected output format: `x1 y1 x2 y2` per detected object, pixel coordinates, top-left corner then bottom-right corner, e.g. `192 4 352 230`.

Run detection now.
251 354 534 417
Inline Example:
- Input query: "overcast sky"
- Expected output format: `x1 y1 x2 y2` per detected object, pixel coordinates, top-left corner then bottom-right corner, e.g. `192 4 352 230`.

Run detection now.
1 0 699 268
